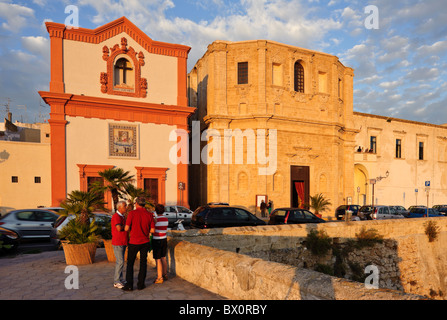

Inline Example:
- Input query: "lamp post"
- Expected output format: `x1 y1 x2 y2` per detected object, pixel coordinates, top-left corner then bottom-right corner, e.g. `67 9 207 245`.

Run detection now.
371 170 389 214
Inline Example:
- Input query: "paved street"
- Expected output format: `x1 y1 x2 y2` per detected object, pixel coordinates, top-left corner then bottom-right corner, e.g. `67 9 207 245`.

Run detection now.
0 248 225 300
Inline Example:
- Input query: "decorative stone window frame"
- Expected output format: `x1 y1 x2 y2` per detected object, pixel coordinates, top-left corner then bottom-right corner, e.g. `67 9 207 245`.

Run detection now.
135 167 168 205
77 164 114 210
101 37 148 98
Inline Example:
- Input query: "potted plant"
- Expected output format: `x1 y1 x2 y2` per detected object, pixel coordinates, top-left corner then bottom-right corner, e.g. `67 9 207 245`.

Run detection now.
99 219 118 262
58 190 106 265
310 193 332 219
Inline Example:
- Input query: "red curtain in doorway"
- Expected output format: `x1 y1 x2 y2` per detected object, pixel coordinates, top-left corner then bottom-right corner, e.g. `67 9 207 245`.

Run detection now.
294 181 305 208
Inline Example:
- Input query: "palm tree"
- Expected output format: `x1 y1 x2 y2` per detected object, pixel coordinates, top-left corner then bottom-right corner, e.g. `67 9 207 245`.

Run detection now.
61 190 106 226
309 193 332 218
123 183 152 213
93 168 134 211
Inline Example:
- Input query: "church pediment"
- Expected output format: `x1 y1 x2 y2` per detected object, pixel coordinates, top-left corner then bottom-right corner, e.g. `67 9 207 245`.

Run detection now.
45 16 190 58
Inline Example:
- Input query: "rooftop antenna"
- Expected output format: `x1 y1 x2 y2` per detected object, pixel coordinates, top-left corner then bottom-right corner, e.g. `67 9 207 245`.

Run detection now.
1 97 11 120
17 104 27 123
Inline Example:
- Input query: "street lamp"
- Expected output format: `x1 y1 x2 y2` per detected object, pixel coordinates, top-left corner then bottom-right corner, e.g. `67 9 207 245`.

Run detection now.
371 170 389 212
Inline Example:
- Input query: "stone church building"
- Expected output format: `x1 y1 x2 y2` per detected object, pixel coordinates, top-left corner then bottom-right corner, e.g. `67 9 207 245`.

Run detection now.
188 40 447 215
187 40 358 213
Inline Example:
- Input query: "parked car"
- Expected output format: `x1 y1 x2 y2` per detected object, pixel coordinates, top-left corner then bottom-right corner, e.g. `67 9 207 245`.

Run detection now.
406 207 444 218
408 205 426 211
162 205 193 226
0 209 59 240
390 205 410 217
432 205 447 216
0 206 15 217
269 208 325 225
51 212 112 236
39 207 65 214
358 205 405 220
334 205 360 220
0 226 20 254
50 212 112 247
191 205 266 229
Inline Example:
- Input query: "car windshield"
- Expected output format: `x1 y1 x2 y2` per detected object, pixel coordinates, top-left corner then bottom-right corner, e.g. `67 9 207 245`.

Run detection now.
273 210 288 217
360 206 373 212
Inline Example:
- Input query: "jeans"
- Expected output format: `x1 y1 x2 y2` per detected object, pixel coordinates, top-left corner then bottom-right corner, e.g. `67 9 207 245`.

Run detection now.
113 245 127 284
125 242 150 289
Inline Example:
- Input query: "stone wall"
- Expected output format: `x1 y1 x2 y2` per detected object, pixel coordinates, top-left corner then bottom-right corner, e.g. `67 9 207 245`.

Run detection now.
168 217 447 299
148 238 423 300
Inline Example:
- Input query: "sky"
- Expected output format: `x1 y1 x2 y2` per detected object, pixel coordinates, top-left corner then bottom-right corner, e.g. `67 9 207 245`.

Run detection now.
0 0 446 124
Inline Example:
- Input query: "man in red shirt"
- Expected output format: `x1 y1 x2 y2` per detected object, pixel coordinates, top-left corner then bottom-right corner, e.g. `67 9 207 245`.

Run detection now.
111 201 128 289
122 197 155 291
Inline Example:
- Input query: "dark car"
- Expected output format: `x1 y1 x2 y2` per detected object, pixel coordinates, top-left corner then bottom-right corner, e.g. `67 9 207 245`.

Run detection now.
268 208 325 225
191 205 266 229
334 205 360 220
432 205 447 216
0 227 20 254
390 205 409 217
406 207 444 218
0 209 59 240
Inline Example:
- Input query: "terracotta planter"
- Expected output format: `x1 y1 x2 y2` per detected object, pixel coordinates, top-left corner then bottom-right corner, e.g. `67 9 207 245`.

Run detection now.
103 239 127 262
62 241 97 265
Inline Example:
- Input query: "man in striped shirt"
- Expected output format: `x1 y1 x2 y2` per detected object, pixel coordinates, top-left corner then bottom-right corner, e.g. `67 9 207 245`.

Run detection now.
153 204 169 284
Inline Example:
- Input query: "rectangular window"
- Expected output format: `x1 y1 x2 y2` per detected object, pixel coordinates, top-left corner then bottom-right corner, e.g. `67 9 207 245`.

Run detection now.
370 136 377 154
396 139 402 158
11 176 18 183
419 142 424 160
34 177 41 184
237 62 248 84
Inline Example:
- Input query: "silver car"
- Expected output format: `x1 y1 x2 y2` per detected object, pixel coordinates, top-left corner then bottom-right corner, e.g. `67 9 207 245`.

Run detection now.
0 209 59 239
359 205 405 220
162 205 193 226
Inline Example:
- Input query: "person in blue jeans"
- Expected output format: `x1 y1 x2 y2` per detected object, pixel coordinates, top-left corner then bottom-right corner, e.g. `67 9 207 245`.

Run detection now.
111 201 128 288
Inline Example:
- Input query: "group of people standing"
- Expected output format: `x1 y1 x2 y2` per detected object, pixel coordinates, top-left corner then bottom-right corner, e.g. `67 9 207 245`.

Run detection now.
111 197 168 291
260 199 273 218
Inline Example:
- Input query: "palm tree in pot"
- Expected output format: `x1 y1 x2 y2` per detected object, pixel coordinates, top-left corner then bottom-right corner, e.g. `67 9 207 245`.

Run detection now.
309 193 332 219
58 190 106 265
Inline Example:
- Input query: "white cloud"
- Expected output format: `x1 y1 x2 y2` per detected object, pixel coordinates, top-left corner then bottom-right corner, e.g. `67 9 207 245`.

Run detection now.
0 2 35 32
379 79 404 89
21 36 50 59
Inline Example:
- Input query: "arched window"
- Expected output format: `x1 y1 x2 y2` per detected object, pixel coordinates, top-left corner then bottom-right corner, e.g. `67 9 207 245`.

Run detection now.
294 61 304 93
114 57 134 87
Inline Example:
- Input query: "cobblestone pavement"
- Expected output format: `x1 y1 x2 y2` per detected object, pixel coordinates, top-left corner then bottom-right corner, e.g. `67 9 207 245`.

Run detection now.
0 248 225 300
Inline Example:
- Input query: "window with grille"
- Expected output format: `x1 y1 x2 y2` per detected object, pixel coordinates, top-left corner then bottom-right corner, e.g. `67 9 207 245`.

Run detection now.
396 139 402 158
370 136 377 154
294 61 304 93
419 142 424 160
237 62 248 84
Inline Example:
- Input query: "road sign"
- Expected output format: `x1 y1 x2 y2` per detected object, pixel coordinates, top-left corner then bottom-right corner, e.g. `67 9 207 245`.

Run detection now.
425 181 430 187
370 179 376 185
